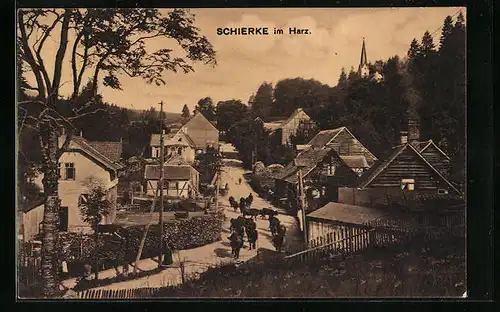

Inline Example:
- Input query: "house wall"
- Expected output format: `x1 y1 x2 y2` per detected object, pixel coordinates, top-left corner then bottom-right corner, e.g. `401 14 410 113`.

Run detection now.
420 144 451 178
338 187 441 208
164 146 195 163
146 180 194 198
34 151 117 234
280 110 313 145
370 148 452 191
22 204 44 242
183 114 219 150
328 130 377 167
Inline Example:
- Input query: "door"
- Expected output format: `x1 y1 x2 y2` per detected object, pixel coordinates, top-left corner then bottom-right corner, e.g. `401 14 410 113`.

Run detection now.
326 176 339 202
58 206 68 232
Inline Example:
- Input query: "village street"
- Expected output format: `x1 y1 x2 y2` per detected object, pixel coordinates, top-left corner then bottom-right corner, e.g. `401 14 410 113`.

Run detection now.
61 143 303 291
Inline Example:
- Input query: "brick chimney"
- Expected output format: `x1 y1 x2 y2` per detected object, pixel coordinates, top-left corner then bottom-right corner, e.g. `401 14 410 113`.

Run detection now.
408 119 420 143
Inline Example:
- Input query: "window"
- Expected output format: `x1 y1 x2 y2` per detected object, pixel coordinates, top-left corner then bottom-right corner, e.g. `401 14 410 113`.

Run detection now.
438 189 448 195
327 164 335 176
177 147 183 155
64 163 75 180
401 178 415 191
178 138 182 142
57 163 61 179
58 206 68 232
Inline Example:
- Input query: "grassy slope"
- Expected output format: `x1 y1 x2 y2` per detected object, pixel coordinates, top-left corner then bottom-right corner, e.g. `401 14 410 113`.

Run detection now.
154 237 466 298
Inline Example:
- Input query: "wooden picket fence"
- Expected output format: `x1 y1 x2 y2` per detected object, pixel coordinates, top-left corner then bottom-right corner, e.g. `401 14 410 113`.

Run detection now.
284 227 377 264
78 286 166 299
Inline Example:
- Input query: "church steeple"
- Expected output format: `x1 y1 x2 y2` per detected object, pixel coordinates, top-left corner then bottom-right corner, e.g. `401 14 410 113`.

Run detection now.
360 37 367 66
358 37 369 78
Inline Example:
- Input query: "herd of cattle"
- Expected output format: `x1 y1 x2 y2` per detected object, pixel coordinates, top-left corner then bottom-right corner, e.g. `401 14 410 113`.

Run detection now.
227 194 287 259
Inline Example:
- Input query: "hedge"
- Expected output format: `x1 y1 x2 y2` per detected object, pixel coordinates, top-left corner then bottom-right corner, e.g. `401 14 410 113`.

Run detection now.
58 211 224 270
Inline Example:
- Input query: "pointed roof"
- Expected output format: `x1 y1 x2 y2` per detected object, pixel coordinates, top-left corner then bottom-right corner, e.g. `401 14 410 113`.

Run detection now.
360 37 367 66
176 111 219 149
277 108 312 129
307 127 345 148
357 143 461 195
306 126 377 162
59 135 124 171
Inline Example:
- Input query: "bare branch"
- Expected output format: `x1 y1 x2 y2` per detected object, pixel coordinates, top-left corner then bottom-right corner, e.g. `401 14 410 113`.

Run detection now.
32 11 63 94
71 31 85 97
17 10 46 98
68 108 108 121
51 9 71 101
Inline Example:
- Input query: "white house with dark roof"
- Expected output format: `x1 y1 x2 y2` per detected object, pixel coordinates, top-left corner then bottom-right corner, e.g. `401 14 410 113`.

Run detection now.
149 110 219 162
25 134 124 238
149 130 197 163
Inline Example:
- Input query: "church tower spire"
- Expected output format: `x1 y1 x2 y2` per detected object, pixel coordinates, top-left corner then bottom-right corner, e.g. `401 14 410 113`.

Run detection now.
358 37 369 78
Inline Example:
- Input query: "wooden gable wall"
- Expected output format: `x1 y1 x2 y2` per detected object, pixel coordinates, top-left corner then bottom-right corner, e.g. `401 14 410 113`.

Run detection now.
370 148 450 190
420 144 451 178
305 151 358 187
328 130 377 166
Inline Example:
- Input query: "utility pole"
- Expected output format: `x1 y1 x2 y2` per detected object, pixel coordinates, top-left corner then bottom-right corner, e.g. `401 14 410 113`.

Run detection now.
158 101 164 268
295 159 308 246
214 144 220 212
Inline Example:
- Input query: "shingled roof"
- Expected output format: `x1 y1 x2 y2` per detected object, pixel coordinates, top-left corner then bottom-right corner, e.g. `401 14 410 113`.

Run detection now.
307 127 345 148
274 147 333 184
86 141 122 163
60 135 124 171
144 164 195 180
307 202 390 225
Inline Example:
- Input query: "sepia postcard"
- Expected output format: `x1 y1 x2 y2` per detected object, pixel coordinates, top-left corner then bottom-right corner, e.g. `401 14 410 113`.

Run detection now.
16 7 467 299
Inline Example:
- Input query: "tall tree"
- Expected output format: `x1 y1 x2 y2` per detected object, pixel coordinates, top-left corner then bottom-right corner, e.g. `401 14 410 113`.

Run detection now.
195 97 216 121
408 38 421 59
338 67 347 87
420 31 436 57
17 8 216 297
250 82 273 119
215 99 248 134
181 104 190 118
273 78 330 117
439 16 454 49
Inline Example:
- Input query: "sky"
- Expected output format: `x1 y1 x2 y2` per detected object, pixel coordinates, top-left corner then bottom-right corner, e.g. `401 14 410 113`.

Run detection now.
24 7 465 114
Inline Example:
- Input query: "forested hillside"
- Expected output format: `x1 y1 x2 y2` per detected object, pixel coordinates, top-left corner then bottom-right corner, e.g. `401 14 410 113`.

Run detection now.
217 13 465 185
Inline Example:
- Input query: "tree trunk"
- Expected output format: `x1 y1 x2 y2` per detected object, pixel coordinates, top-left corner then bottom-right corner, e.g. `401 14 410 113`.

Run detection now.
94 229 99 280
40 130 62 297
